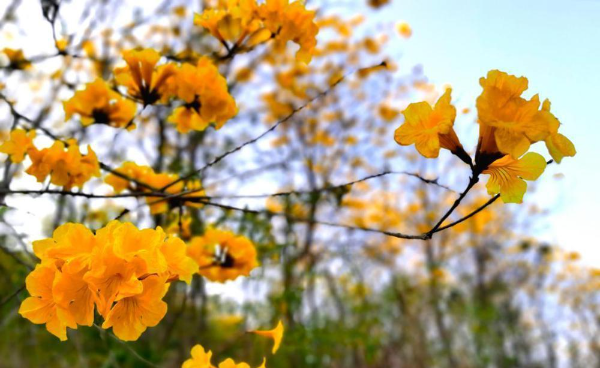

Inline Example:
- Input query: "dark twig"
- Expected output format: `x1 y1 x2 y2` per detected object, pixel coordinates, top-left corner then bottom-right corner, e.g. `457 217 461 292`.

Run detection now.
159 61 387 192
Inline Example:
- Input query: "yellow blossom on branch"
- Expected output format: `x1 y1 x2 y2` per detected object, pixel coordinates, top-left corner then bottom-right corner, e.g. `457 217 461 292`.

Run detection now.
476 70 560 159
63 79 137 129
19 220 198 341
25 139 100 190
18 264 77 341
182 343 268 368
167 58 237 133
182 344 215 368
194 0 260 45
195 0 319 63
394 88 469 163
114 48 178 106
187 228 258 283
101 274 169 341
0 128 36 163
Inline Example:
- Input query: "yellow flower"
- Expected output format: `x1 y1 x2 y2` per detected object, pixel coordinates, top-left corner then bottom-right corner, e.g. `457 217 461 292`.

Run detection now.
2 48 31 69
160 236 199 284
476 70 556 159
63 78 137 128
32 223 97 272
114 49 177 106
251 320 284 354
26 140 100 189
194 0 259 44
0 129 36 163
21 221 198 341
187 228 258 283
19 264 77 341
182 344 215 368
218 359 251 368
258 0 319 63
101 274 169 341
394 88 466 159
168 58 237 133
52 261 95 328
482 152 547 204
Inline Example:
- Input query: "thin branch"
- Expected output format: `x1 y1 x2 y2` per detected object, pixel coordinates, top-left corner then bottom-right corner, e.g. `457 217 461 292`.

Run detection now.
433 194 500 234
159 61 388 192
425 174 480 238
206 170 455 199
0 284 25 307
197 199 426 240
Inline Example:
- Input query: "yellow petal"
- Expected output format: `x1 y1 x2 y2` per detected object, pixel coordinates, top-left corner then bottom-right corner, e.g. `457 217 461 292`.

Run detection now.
545 133 576 163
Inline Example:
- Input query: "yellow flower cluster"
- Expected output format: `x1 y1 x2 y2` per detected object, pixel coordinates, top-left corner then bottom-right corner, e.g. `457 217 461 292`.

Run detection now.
63 79 137 129
0 128 36 163
64 49 237 134
394 70 576 203
477 70 575 162
114 48 177 106
104 161 206 214
187 228 259 283
167 57 238 133
19 221 198 341
195 0 319 63
0 130 100 190
182 321 283 368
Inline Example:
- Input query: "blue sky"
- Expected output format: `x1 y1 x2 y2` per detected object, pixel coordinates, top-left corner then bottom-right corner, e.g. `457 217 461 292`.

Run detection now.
380 0 600 262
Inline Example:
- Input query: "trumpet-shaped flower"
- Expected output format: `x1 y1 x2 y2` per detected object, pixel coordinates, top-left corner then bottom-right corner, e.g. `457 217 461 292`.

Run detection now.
251 320 284 354
33 223 97 272
194 0 260 44
114 48 177 105
187 228 258 283
219 359 251 368
196 0 318 63
25 140 100 189
482 152 547 204
182 344 215 368
161 237 199 284
476 70 557 159
20 221 198 341
0 129 36 163
63 79 137 128
18 264 77 341
101 274 169 341
167 58 237 133
258 0 319 63
394 89 465 159
52 262 95 327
